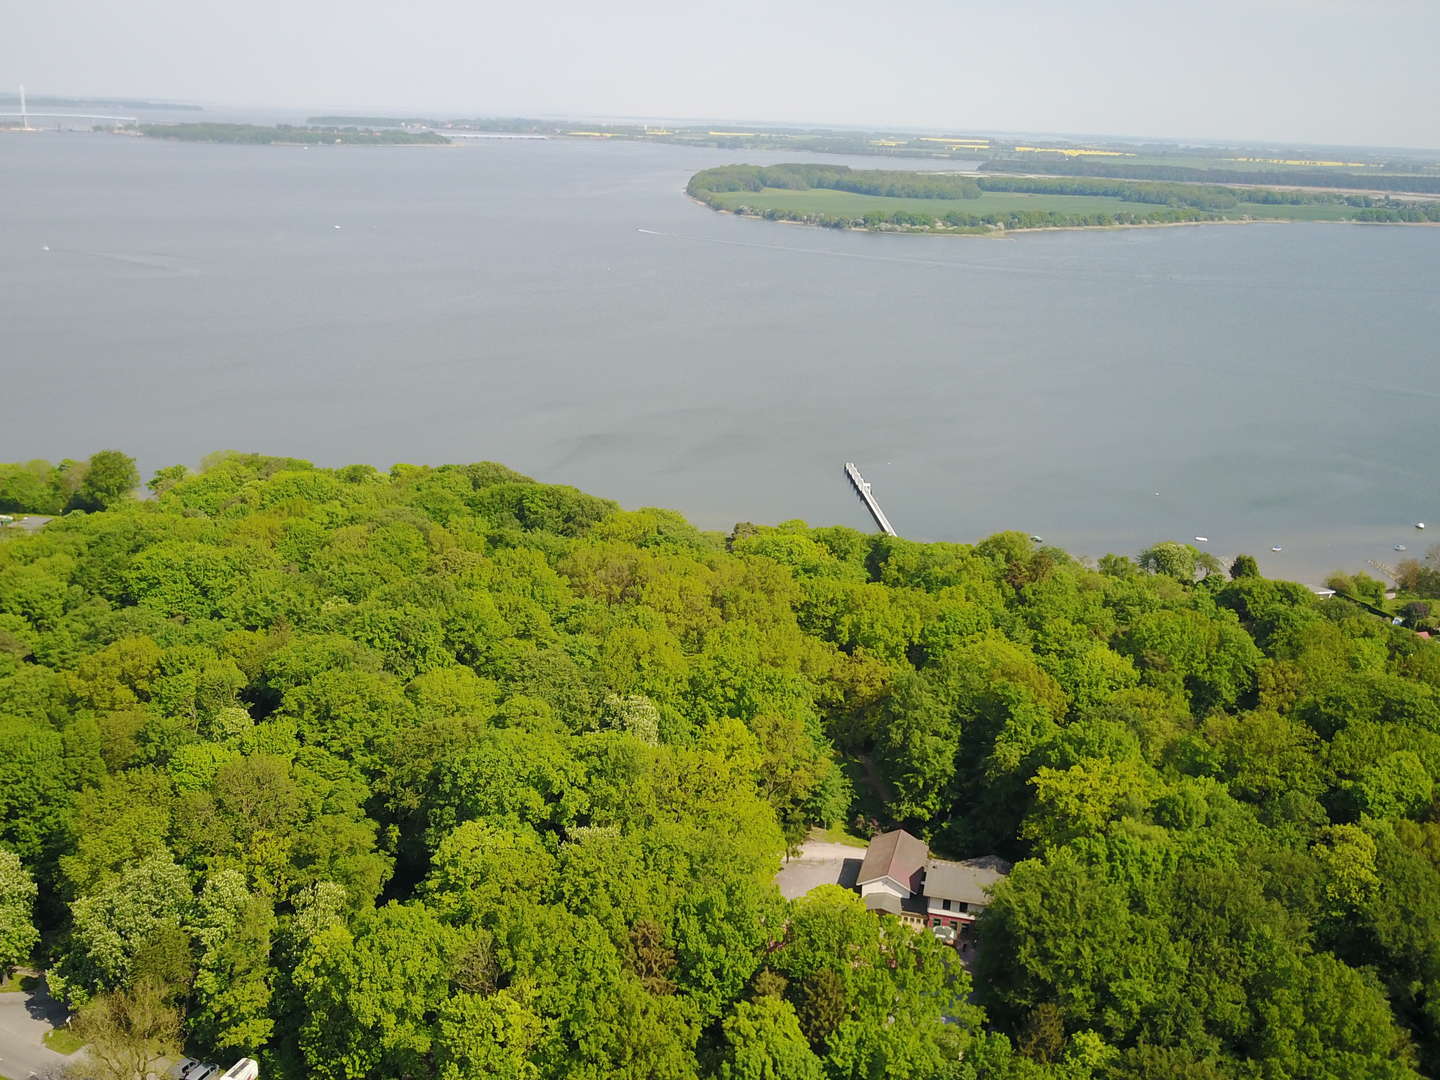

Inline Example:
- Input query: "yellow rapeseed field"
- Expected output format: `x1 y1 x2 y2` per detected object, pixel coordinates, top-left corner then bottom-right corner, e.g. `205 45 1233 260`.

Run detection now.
1013 147 1135 157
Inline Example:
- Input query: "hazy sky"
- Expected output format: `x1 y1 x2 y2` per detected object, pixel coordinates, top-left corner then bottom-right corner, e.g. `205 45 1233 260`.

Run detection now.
6 0 1438 147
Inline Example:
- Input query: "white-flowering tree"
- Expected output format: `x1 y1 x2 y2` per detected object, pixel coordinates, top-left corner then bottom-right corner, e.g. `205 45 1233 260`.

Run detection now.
0 850 39 977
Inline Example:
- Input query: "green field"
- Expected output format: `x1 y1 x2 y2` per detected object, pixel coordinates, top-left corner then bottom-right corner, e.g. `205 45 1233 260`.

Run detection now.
709 186 1159 218
709 186 1373 224
1235 201 1358 220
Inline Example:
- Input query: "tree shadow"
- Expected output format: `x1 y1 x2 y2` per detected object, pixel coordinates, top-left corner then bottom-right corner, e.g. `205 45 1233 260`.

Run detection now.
23 975 69 1027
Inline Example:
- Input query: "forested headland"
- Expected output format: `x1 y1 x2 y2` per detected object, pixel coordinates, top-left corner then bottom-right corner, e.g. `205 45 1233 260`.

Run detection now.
3 451 1440 1079
688 163 1440 232
134 123 451 146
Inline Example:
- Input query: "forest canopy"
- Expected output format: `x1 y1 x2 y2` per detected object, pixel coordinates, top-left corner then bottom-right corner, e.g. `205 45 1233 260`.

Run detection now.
3 452 1439 1079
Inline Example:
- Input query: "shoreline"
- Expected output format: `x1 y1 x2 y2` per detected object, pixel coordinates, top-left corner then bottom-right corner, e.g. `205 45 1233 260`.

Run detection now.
688 195 1440 238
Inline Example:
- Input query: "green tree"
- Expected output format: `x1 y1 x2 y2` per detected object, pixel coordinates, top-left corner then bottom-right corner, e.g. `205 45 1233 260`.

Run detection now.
295 902 453 1080
0 850 39 976
146 464 190 496
52 855 191 1005
1023 757 1156 852
423 820 555 926
975 848 1177 1039
1352 751 1433 819
435 986 547 1080
717 996 823 1080
1139 542 1221 582
190 872 276 1056
69 977 183 1080
1229 554 1260 579
73 450 140 512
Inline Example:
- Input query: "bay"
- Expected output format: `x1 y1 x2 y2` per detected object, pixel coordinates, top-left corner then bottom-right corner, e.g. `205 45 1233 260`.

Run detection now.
2 132 1438 582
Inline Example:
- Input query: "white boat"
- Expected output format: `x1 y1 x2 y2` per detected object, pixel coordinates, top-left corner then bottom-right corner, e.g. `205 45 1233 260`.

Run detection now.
1417 523 1426 530
1396 545 1408 552
1271 546 1283 552
1194 536 1209 543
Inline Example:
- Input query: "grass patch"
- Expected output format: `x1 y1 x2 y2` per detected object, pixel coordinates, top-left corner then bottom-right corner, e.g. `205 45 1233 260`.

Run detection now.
44 1027 85 1055
0 972 22 993
1236 202 1357 221
810 824 871 847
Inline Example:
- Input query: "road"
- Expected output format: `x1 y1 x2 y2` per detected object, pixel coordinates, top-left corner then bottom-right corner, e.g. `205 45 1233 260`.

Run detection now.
0 977 72 1080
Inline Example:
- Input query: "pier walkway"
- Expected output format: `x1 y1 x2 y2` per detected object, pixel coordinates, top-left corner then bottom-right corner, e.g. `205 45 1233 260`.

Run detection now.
844 462 897 537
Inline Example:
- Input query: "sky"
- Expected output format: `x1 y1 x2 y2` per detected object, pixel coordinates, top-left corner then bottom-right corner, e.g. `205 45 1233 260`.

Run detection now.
5 0 1439 148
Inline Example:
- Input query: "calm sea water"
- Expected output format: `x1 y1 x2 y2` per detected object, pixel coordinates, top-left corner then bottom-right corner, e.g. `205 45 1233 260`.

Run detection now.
2 133 1438 581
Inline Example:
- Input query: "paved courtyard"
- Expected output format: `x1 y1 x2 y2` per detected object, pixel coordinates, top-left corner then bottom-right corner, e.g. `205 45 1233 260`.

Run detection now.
0 975 72 1080
775 840 866 900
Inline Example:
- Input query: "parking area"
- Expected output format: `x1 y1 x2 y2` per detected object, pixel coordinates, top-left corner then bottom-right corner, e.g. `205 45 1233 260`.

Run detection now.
775 840 866 900
0 516 53 535
0 974 74 1080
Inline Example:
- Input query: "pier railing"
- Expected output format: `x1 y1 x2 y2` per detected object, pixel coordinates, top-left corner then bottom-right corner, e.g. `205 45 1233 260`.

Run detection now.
844 462 897 537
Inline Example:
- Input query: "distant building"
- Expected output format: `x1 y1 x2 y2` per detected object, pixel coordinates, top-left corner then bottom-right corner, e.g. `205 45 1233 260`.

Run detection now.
855 829 1009 942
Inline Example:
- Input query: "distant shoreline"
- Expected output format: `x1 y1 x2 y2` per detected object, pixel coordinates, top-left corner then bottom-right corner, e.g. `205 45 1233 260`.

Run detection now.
687 194 1440 237
133 122 452 147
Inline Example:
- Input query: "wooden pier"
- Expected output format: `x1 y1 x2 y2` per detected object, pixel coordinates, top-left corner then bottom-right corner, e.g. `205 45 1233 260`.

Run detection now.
844 462 897 537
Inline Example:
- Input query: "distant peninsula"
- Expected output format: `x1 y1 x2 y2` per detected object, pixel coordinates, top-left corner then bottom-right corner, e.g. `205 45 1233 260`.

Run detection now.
687 163 1440 233
136 122 450 146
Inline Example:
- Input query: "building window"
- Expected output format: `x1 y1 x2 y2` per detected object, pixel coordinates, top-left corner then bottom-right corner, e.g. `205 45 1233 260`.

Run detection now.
941 899 950 911
957 902 968 913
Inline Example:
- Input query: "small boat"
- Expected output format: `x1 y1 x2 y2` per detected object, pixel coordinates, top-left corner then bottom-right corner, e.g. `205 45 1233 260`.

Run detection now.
1029 535 1043 543
1271 546 1283 552
1417 523 1426 530
1194 536 1209 543
1395 545 1408 552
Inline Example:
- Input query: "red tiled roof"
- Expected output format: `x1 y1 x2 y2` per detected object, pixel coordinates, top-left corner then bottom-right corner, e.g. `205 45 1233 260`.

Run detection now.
857 829 927 892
